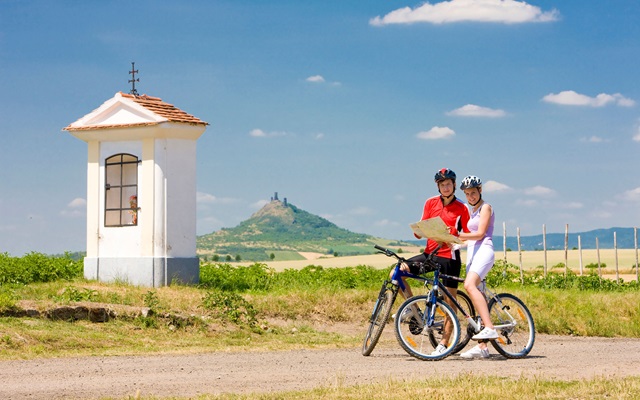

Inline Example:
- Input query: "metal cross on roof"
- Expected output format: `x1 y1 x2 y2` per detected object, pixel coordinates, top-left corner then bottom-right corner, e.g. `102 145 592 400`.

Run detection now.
128 62 140 96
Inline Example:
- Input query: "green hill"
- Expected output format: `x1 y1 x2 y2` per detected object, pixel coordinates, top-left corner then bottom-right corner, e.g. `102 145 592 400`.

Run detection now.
196 199 408 262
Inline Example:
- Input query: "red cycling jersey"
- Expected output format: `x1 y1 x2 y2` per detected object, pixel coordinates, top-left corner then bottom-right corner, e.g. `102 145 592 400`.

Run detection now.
417 195 470 259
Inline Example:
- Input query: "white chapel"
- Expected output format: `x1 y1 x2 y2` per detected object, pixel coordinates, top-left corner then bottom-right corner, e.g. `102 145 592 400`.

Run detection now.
64 91 208 287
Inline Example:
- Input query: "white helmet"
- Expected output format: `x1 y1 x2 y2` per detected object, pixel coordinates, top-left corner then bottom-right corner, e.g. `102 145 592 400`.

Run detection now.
460 175 482 190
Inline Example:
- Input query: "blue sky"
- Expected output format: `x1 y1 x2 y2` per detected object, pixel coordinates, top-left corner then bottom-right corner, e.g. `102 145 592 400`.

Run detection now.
1 0 639 256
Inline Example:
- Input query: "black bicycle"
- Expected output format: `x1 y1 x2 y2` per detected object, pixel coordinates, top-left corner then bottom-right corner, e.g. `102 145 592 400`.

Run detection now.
362 245 475 357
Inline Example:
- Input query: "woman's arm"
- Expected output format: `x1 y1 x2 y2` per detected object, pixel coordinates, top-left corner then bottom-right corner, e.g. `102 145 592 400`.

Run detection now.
458 204 492 241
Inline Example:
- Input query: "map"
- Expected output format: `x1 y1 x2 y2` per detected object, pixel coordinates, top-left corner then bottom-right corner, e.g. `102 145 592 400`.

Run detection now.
410 217 462 245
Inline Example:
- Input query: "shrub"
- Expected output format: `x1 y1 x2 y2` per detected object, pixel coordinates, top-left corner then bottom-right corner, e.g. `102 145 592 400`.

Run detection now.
0 252 82 285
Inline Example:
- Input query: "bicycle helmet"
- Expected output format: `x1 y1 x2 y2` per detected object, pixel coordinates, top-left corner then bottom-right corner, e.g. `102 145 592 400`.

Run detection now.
434 168 456 183
460 175 482 190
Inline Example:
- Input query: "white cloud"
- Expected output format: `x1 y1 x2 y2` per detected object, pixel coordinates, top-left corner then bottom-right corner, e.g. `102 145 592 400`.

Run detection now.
542 90 635 107
249 129 287 138
417 126 455 140
60 197 86 217
349 206 374 216
196 192 238 205
621 187 640 202
633 127 640 142
306 75 341 86
447 104 506 117
523 185 556 197
370 0 559 26
580 136 609 143
250 199 269 209
483 180 511 193
197 192 217 204
67 198 86 208
306 75 325 83
515 199 538 207
375 219 400 227
314 133 325 140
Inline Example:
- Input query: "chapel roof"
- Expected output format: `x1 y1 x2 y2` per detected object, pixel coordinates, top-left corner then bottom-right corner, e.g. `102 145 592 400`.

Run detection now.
64 92 208 131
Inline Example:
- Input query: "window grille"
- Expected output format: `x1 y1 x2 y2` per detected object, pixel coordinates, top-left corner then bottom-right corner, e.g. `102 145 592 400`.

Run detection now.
104 154 139 227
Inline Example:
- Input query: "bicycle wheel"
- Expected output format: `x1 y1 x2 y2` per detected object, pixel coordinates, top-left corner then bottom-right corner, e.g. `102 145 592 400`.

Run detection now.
488 293 535 359
362 283 397 356
451 291 475 354
394 294 460 361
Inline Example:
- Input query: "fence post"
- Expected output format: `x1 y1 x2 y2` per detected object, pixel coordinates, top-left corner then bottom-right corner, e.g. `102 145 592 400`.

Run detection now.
596 237 602 281
633 228 640 282
614 231 619 283
517 227 523 284
578 235 583 276
503 221 507 265
543 224 547 278
564 224 569 275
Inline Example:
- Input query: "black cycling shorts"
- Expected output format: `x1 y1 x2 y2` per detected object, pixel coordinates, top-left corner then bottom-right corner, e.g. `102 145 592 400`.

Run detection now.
406 250 462 289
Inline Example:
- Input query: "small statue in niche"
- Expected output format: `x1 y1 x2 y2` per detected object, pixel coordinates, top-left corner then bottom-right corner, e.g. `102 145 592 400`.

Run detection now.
129 195 138 224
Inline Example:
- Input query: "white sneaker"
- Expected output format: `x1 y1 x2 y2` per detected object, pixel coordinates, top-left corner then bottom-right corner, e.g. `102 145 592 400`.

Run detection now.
460 345 490 359
430 344 447 356
472 327 499 340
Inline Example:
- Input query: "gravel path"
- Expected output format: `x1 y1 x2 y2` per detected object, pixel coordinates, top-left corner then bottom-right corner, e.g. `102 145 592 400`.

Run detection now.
1 334 639 399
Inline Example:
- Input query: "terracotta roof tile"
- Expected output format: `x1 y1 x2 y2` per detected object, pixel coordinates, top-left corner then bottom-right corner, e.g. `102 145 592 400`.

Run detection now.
64 92 208 131
119 92 208 126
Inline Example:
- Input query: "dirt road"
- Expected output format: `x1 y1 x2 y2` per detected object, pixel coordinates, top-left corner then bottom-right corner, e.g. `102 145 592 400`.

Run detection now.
1 334 639 399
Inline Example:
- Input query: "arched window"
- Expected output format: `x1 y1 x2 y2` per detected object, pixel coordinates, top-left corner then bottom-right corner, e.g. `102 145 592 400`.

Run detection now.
105 154 139 227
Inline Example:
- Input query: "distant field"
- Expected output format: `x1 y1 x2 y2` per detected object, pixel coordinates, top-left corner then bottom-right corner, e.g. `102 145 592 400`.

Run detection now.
236 247 639 278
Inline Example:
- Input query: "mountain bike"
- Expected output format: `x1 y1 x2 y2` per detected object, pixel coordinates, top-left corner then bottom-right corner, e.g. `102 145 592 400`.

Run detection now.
362 245 475 357
395 262 536 360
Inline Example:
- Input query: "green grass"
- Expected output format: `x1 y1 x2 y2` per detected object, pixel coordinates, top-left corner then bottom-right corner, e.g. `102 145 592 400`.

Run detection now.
1 278 639 361
0 255 639 361
102 375 640 399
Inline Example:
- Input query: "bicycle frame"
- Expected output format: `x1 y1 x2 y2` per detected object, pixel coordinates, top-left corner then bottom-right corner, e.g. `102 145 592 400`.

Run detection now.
389 261 429 295
434 272 519 336
427 271 481 333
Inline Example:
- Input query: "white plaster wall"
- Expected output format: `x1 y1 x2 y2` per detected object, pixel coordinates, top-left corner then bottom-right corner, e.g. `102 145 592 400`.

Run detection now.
154 138 197 257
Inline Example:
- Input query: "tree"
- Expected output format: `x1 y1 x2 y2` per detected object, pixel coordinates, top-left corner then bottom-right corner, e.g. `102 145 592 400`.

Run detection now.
270 253 275 260
235 254 242 262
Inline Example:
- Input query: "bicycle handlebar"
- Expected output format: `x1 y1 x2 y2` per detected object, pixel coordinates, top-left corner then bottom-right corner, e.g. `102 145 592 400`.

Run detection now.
374 244 402 260
375 244 443 273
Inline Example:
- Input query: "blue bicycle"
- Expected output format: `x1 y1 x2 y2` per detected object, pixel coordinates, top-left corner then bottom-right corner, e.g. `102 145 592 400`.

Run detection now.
362 245 475 357
395 260 536 360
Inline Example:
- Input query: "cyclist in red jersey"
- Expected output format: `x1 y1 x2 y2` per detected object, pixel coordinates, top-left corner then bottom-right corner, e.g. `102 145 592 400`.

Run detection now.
394 168 470 355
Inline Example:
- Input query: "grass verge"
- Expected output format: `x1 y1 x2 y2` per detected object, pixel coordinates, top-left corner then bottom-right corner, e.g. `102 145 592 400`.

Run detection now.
101 375 640 399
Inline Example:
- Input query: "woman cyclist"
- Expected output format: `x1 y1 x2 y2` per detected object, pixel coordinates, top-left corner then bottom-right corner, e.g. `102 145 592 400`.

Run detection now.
457 175 497 359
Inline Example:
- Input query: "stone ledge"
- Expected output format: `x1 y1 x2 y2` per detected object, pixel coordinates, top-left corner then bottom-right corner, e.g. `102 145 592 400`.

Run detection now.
1 306 113 322
1 304 199 327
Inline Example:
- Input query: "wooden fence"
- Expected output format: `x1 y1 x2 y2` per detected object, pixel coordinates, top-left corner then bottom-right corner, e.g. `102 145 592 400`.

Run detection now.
501 224 639 283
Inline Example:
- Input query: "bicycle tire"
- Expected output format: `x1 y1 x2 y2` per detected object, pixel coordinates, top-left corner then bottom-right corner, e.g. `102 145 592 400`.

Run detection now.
488 293 536 359
394 295 460 361
362 283 397 356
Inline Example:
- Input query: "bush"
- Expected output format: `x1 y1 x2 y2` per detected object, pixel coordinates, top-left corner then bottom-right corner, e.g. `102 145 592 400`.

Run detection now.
201 289 258 329
0 252 83 285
